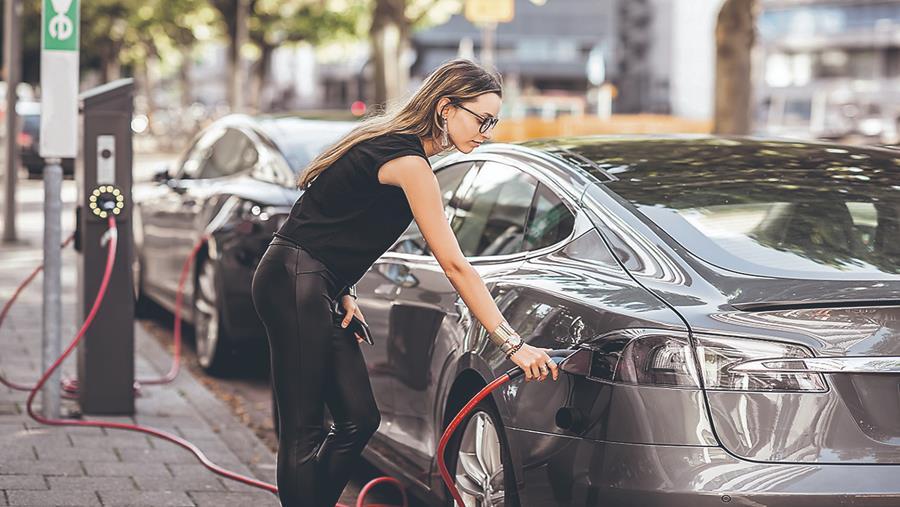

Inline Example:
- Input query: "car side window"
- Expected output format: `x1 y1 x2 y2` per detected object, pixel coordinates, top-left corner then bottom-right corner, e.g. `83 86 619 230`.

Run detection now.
179 128 225 179
253 137 296 188
253 154 294 188
196 128 259 179
450 161 538 257
524 183 576 250
391 162 475 255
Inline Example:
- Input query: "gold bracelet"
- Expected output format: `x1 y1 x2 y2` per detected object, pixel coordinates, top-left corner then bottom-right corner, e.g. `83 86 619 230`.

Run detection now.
489 321 522 355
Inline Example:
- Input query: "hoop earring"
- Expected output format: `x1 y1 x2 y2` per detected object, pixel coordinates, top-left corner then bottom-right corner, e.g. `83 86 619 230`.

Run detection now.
440 117 450 149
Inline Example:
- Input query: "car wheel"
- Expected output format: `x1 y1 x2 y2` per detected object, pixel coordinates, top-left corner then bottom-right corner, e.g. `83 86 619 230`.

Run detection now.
443 399 517 507
194 258 236 376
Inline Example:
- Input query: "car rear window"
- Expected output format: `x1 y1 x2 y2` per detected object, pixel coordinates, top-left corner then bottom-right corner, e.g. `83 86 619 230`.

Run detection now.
578 141 900 279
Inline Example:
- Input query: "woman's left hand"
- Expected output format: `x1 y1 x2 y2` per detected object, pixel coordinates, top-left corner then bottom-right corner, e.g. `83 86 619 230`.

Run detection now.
340 295 367 343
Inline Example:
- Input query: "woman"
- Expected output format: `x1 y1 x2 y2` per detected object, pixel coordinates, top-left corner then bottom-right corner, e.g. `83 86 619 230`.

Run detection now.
251 58 560 507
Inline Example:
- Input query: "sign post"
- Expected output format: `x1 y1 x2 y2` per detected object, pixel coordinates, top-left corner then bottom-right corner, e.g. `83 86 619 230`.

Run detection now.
40 0 80 419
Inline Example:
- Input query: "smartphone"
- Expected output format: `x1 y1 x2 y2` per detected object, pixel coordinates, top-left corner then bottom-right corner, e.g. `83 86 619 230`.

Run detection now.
346 314 374 346
332 299 374 346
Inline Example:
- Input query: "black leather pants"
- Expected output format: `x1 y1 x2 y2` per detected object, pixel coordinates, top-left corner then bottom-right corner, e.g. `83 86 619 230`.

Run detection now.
251 237 380 507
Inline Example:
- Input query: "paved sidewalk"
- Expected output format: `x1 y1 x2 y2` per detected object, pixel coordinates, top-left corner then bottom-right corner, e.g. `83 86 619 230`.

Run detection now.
0 180 280 506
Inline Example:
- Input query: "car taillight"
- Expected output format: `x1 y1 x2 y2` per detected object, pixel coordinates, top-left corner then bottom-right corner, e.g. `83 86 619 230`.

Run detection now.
694 334 827 392
583 330 701 388
580 329 827 392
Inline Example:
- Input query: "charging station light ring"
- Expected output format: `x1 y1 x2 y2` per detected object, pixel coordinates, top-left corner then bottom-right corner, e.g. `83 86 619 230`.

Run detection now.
88 185 126 219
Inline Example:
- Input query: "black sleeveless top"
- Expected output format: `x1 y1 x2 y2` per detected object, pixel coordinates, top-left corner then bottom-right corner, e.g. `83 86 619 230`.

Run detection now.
274 133 430 286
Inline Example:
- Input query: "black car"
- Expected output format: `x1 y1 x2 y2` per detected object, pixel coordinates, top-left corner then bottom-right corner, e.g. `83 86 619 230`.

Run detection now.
132 114 356 374
17 102 76 178
349 136 900 506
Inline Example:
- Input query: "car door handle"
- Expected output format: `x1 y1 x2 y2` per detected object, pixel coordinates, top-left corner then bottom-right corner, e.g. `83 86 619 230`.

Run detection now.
182 199 197 207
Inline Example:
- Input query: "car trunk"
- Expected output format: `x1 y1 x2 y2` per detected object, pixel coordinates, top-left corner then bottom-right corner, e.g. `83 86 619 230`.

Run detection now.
700 302 900 464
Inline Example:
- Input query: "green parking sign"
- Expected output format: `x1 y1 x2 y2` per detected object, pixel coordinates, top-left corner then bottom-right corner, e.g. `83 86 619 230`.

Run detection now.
42 0 79 51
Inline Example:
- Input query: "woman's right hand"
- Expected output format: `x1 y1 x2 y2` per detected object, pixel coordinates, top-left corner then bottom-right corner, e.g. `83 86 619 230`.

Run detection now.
509 344 559 382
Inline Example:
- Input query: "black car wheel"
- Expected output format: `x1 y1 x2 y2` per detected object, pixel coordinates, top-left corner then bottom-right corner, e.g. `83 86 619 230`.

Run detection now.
443 399 517 507
194 258 236 375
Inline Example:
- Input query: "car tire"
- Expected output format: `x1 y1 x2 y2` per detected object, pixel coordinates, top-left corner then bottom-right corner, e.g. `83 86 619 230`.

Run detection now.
194 257 237 376
442 397 518 507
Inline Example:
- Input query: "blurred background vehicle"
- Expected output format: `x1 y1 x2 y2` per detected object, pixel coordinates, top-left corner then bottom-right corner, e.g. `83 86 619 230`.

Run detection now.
15 102 76 179
132 114 356 374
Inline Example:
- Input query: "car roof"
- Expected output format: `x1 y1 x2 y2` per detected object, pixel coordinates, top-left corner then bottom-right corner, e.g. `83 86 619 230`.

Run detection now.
253 116 358 147
208 113 357 159
518 134 898 175
512 134 900 196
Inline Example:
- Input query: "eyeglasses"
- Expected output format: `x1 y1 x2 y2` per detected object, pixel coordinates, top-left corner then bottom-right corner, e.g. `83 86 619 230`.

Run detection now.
453 102 499 134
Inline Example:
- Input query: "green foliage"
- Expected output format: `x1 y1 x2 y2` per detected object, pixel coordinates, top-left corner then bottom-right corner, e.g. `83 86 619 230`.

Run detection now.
0 0 458 87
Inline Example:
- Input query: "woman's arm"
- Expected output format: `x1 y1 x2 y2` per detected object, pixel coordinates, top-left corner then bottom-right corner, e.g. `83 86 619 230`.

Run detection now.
380 156 501 333
378 155 558 382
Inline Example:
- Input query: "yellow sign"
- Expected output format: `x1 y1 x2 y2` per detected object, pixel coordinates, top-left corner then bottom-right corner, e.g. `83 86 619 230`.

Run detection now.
465 0 514 23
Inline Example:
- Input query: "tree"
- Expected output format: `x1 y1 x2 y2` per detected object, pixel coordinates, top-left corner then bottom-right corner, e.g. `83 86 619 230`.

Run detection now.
145 0 211 109
208 0 361 111
1 0 208 89
247 0 360 110
714 0 757 135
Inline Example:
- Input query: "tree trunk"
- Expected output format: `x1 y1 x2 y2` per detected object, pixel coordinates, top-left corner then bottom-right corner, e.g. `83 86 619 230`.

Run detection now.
714 0 756 135
133 55 153 116
370 0 410 107
179 49 192 110
250 44 273 112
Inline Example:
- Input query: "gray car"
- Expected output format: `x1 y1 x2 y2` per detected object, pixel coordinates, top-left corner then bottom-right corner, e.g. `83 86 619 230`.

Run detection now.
353 136 900 506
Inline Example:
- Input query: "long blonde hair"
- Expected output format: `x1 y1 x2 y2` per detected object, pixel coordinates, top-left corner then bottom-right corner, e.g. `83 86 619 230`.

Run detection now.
297 58 502 189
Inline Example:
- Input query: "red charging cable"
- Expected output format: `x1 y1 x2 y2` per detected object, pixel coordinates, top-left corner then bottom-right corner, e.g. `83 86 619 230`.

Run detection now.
436 355 571 507
436 373 513 507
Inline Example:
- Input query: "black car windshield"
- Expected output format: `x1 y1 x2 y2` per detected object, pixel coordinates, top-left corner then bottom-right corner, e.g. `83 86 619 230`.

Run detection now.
547 138 900 279
257 118 356 173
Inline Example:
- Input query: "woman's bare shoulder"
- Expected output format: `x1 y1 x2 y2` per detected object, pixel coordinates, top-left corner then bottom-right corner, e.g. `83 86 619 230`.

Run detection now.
377 155 433 187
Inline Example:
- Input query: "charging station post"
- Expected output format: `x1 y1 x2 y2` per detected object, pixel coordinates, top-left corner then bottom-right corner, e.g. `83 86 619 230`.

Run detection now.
75 79 135 415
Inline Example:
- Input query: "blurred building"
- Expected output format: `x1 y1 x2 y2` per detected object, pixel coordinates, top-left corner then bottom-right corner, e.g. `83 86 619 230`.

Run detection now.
755 0 900 143
411 0 722 120
411 0 615 119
